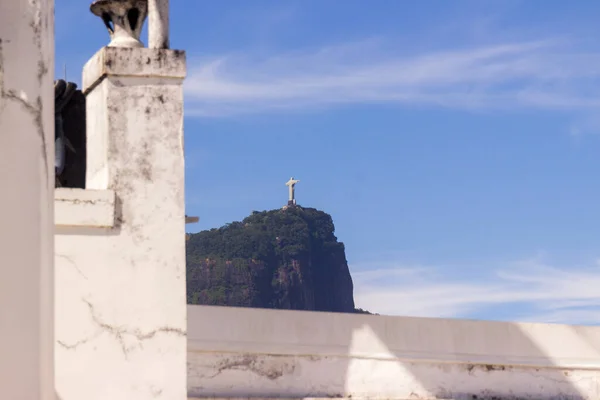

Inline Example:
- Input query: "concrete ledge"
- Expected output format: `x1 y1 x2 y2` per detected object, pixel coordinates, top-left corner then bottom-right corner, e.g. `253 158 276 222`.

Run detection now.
55 188 115 228
82 47 186 94
188 305 600 369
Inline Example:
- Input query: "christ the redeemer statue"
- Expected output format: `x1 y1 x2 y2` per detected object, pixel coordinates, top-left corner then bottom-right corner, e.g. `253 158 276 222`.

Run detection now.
286 177 300 206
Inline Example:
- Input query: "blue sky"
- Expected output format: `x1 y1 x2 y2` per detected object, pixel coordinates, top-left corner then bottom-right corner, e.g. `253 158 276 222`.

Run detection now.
57 0 600 325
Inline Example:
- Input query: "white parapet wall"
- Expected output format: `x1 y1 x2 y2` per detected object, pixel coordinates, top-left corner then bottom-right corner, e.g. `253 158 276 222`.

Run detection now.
188 305 600 400
54 46 188 400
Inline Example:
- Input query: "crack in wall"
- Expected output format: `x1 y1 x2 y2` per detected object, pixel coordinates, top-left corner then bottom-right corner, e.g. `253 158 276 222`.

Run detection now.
2 90 49 186
57 335 98 350
56 253 88 280
68 299 186 358
0 7 51 186
206 354 296 381
55 198 109 205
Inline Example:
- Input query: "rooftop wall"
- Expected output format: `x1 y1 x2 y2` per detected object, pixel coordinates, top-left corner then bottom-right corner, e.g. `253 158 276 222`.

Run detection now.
188 304 600 400
53 46 187 400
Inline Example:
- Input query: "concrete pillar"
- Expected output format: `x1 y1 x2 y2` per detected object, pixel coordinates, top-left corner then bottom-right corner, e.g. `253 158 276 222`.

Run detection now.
54 46 187 400
0 1 55 399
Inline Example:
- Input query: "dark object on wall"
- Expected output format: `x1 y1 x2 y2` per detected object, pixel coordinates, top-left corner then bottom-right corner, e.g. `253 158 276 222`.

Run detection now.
54 80 86 188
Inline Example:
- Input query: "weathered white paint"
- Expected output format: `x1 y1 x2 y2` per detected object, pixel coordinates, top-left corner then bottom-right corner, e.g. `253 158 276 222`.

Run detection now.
54 46 187 400
148 0 170 49
0 1 55 399
188 305 600 399
55 188 116 227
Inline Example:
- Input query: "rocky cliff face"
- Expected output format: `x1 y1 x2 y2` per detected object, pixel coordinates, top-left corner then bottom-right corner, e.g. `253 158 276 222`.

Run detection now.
186 206 356 313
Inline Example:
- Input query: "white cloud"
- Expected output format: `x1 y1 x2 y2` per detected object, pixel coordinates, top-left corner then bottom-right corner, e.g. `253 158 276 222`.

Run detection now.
351 257 600 325
569 113 600 137
184 38 600 117
520 308 600 325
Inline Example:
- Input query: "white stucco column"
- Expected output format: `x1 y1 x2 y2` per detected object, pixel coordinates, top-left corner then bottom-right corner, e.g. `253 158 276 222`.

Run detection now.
54 46 187 400
0 1 55 399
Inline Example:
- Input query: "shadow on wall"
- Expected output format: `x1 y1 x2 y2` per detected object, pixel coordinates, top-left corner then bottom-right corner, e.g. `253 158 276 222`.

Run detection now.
187 305 600 400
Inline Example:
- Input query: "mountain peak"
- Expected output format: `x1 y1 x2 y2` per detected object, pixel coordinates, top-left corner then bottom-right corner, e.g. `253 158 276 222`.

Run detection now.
186 207 356 313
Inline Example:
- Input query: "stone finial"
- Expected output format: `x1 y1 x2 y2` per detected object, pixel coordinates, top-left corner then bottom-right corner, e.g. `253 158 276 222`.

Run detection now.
91 0 148 48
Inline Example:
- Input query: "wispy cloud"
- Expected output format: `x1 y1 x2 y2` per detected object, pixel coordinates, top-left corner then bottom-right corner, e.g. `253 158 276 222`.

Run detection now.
351 256 600 325
185 38 600 117
569 113 600 137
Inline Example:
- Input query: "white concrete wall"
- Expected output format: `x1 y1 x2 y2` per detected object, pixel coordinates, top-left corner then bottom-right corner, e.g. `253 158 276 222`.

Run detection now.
54 47 188 400
0 1 55 399
188 305 600 400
